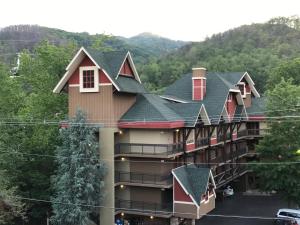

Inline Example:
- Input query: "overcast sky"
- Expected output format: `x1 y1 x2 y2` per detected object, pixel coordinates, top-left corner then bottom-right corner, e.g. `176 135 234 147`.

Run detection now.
1 0 299 41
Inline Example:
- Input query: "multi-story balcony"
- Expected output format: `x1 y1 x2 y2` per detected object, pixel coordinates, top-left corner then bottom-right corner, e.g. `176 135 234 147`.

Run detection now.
195 137 209 148
115 171 172 188
115 199 173 217
115 142 184 158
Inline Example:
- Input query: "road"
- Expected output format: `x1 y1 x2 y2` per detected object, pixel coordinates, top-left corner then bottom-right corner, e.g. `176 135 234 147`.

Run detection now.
197 193 289 225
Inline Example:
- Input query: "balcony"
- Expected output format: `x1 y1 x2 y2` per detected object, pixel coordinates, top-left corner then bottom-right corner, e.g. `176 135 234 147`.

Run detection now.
237 129 268 139
195 137 209 148
115 142 184 158
115 171 172 188
115 199 173 217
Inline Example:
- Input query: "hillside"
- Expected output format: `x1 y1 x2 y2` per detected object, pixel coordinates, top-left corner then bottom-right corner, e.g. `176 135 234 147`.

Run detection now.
120 32 187 56
139 17 300 92
0 25 187 65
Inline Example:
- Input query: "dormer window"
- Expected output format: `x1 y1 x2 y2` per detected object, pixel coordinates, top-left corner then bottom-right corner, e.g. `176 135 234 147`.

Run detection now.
237 82 246 98
79 66 99 92
228 93 233 102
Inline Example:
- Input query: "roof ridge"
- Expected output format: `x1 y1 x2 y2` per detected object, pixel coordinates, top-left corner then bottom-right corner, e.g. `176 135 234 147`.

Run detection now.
142 94 182 121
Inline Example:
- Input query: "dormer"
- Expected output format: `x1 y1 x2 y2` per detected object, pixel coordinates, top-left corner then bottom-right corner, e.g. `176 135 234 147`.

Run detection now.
53 47 145 125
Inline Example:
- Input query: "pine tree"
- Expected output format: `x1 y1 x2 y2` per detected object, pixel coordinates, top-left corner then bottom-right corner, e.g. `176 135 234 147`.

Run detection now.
51 110 105 225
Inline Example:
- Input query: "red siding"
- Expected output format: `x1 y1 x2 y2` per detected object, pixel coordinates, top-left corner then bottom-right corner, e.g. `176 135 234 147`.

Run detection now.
68 55 111 85
226 93 237 121
193 79 206 101
186 143 195 152
210 138 217 145
120 58 134 77
174 178 193 202
193 79 201 100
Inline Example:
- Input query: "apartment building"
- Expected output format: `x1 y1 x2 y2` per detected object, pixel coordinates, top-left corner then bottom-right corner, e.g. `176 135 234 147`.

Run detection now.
53 47 266 225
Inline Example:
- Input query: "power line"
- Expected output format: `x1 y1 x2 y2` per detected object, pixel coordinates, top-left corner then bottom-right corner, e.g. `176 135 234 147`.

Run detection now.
11 195 288 221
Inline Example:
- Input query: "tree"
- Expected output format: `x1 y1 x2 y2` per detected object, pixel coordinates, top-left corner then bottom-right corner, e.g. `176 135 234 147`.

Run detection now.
0 170 25 225
51 110 105 225
267 58 300 90
0 42 75 225
254 79 300 206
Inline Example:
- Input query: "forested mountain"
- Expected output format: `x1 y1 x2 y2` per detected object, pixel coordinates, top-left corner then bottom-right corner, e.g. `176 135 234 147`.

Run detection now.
119 32 187 56
0 25 186 66
139 16 300 92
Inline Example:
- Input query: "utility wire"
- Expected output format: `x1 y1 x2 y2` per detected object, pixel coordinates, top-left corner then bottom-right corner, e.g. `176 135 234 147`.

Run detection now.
11 195 290 221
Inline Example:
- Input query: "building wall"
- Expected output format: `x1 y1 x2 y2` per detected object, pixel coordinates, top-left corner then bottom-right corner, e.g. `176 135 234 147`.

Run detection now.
118 129 174 144
244 93 252 108
198 196 215 218
174 203 197 219
68 86 114 123
130 186 163 203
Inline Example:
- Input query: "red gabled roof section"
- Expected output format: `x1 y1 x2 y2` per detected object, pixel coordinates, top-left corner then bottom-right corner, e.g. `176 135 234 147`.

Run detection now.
68 55 111 85
118 120 185 129
119 58 134 77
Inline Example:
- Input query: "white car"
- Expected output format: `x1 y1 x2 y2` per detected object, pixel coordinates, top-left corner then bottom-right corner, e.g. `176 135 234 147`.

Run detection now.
276 209 300 225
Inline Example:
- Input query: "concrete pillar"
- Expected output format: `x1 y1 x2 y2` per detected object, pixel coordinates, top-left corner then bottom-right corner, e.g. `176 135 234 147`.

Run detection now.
99 128 117 225
191 219 196 225
170 217 179 225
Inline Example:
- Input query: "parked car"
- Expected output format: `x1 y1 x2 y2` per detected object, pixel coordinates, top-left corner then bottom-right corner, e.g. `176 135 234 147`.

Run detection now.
223 186 234 197
275 209 300 225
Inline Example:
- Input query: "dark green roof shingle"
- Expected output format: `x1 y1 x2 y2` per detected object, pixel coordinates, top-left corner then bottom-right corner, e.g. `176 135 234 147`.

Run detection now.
86 48 146 93
173 164 211 206
120 94 182 122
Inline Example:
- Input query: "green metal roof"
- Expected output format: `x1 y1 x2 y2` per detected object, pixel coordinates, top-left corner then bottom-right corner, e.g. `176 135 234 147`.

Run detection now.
173 164 211 206
120 94 182 122
164 72 249 124
247 97 266 116
86 48 146 94
166 103 203 127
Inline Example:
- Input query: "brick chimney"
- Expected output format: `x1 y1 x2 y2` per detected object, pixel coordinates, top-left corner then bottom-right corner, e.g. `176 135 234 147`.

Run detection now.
192 67 207 101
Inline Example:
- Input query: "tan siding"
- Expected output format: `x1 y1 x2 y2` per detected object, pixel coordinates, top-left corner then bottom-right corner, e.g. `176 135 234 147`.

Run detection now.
128 129 174 144
68 86 136 127
174 203 197 219
69 86 114 124
113 93 136 121
198 196 215 218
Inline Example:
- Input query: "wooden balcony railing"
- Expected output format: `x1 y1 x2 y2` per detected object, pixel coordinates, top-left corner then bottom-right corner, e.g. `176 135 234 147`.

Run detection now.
195 137 209 148
238 129 269 138
115 171 172 186
115 199 172 215
115 142 184 156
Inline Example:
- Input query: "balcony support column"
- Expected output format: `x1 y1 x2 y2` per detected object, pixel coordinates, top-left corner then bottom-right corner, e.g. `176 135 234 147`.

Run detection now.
99 128 118 225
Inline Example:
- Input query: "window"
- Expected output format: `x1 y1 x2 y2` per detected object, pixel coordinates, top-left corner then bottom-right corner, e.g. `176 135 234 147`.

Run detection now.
79 66 99 92
83 70 94 88
237 82 246 98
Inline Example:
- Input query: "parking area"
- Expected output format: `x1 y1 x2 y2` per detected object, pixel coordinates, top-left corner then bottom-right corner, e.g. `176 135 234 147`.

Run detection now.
197 193 289 225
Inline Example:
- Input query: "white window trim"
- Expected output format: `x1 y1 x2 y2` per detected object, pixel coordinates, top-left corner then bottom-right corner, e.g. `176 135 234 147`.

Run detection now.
237 82 246 98
79 66 99 92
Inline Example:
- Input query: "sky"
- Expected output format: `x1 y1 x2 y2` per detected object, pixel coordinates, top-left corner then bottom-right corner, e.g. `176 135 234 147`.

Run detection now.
1 0 299 41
